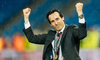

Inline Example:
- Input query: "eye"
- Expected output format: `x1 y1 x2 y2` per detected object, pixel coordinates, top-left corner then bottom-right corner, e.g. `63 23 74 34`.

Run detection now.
51 20 54 23
56 18 59 21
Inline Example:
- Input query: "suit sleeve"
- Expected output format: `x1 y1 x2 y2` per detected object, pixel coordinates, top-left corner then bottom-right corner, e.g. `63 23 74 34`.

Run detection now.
73 22 87 40
23 27 48 44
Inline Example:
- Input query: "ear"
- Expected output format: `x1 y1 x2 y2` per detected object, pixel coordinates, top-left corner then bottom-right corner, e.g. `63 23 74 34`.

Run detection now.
62 17 64 21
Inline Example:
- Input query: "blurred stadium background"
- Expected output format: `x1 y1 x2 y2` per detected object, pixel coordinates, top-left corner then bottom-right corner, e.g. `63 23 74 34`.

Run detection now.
0 0 100 60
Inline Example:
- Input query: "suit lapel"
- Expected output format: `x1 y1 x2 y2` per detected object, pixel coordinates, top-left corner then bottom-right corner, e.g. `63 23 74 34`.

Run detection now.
47 30 56 46
61 25 68 49
44 30 56 54
61 25 68 40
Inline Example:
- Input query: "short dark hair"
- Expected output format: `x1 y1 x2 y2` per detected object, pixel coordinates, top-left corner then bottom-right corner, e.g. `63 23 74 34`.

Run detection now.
46 9 64 24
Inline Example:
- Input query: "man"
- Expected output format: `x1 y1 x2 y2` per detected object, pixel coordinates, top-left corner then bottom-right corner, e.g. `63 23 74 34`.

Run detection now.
23 2 87 60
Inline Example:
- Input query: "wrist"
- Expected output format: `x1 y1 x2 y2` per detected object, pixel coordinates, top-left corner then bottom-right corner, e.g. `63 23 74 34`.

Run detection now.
78 11 83 16
24 19 29 24
78 14 84 19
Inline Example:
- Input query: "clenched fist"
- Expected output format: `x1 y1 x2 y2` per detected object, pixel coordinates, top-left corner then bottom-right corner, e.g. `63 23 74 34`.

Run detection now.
23 8 31 24
75 3 83 16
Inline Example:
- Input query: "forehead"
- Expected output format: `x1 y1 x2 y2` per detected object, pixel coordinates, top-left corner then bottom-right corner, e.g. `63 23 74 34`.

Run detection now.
49 12 60 20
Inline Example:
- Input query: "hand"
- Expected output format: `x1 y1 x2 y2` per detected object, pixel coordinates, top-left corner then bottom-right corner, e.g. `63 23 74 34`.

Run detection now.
23 8 31 24
75 2 83 16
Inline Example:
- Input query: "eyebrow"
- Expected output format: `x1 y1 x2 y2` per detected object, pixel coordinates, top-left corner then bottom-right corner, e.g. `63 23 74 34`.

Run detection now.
55 18 59 20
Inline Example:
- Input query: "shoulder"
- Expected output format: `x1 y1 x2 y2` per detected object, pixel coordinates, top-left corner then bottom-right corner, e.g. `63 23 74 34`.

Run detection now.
69 24 78 29
70 24 77 27
65 24 78 29
48 29 56 34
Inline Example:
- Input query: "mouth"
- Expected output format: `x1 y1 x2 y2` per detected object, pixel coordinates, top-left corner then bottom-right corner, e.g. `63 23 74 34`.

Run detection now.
56 25 59 28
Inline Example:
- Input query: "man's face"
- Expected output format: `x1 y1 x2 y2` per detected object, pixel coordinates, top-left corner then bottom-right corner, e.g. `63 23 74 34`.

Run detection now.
48 12 65 31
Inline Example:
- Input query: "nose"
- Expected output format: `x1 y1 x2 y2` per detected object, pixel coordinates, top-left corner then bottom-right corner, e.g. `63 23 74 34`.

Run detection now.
55 21 58 25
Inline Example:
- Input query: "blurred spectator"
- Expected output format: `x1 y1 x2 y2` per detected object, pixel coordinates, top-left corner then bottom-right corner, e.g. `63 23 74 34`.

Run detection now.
1 37 20 60
0 37 5 51
13 33 25 52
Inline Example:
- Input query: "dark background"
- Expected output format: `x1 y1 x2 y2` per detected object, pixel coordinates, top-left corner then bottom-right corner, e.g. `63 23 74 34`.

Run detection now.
0 0 100 36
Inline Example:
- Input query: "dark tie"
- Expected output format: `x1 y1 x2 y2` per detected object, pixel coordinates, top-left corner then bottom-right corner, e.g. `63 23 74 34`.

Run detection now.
55 32 62 60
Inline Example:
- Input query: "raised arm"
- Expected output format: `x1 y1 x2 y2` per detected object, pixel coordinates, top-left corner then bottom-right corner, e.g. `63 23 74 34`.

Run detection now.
73 3 87 40
23 8 47 44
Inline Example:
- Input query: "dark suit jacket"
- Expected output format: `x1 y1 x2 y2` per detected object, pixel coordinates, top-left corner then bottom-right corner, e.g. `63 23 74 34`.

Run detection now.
23 23 87 60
